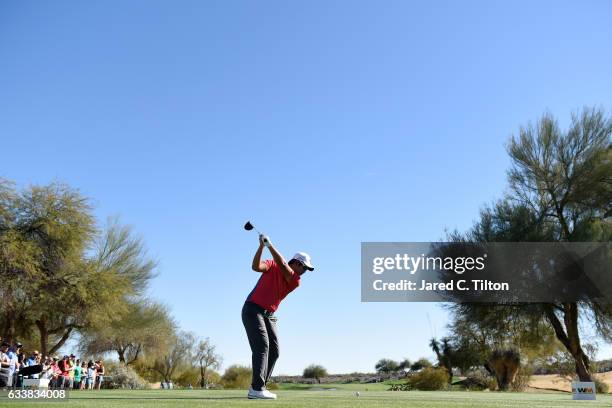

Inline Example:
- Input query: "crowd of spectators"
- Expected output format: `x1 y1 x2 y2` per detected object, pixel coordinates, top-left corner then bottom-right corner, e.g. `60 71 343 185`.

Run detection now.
0 339 105 390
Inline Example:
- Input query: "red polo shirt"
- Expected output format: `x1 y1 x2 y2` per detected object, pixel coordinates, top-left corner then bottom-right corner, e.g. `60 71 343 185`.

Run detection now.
246 259 300 312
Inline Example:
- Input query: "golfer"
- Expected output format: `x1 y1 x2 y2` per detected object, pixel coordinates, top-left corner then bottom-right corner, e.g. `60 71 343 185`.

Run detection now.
242 234 314 400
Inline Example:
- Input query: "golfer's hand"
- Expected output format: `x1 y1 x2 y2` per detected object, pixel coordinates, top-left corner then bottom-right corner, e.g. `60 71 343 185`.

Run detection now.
259 234 272 248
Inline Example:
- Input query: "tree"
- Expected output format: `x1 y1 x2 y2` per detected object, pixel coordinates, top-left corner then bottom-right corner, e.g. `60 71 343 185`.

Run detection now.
195 337 222 389
151 331 196 383
79 300 175 365
303 364 328 383
374 358 399 374
410 358 433 372
1 182 104 355
429 338 453 383
93 217 158 298
505 108 611 381
398 358 412 373
0 182 162 356
0 179 39 344
444 108 611 382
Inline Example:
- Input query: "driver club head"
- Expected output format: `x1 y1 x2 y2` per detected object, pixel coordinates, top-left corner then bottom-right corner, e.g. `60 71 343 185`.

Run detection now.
244 221 261 234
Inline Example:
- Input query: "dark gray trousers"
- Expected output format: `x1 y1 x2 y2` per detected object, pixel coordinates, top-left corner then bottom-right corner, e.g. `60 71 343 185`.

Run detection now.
241 301 279 391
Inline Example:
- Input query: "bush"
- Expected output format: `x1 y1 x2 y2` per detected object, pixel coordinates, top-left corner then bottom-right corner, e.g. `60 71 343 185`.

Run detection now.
221 365 252 389
595 378 609 394
303 364 328 383
463 368 496 391
266 382 279 390
407 367 449 391
174 366 200 388
203 371 223 389
104 363 150 389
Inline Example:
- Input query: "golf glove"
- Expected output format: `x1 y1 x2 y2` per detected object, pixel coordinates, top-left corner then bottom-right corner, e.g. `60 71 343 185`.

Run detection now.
260 234 272 248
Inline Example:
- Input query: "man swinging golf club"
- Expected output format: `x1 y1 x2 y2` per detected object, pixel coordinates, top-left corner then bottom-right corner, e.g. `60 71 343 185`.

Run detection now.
242 230 314 400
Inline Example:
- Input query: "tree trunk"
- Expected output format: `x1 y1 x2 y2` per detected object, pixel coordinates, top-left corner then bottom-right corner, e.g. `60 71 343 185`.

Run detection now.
117 347 126 364
35 319 48 356
127 344 142 365
4 311 15 344
48 327 73 355
564 303 592 381
200 366 206 388
544 303 592 382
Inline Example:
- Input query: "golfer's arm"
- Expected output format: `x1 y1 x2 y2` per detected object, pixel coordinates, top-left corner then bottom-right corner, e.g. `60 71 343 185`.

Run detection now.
252 243 268 272
267 244 295 282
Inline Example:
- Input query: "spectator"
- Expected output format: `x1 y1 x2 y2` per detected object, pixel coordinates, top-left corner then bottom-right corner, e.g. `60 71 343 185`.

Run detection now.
0 343 11 387
95 360 105 390
73 359 82 390
60 355 74 389
15 344 25 366
20 351 42 380
80 362 87 390
48 357 62 389
13 343 24 387
86 361 96 390
6 343 19 387
25 351 39 367
68 354 76 387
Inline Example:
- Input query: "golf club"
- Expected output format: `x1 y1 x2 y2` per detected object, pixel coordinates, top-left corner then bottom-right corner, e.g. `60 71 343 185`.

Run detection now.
244 221 261 234
244 221 271 246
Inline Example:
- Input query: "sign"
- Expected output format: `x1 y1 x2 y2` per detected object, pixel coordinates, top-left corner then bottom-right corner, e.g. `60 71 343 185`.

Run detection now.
572 381 596 400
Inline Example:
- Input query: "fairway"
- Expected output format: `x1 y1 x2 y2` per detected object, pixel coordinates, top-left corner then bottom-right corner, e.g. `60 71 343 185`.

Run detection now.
1 390 611 408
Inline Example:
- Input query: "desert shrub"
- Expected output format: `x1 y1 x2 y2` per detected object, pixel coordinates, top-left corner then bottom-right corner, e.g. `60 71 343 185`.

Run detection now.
266 382 279 390
407 367 449 390
303 364 328 383
595 379 609 394
175 366 200 388
221 365 252 389
203 371 223 389
463 368 496 391
104 363 150 389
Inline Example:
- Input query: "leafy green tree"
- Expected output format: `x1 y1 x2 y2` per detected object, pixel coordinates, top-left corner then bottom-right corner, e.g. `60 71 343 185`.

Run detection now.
445 108 611 382
0 179 39 343
0 182 163 356
303 364 328 383
410 358 433 371
2 182 101 355
374 358 399 374
79 300 175 365
398 358 411 373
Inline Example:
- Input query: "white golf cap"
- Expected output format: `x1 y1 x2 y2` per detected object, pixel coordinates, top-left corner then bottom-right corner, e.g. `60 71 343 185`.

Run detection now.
292 252 314 271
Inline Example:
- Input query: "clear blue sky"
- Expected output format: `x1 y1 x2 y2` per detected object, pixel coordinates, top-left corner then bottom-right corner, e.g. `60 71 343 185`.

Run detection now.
1 0 611 374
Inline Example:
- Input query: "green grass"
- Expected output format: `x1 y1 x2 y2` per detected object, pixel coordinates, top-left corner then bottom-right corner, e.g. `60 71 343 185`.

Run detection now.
1 388 610 408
